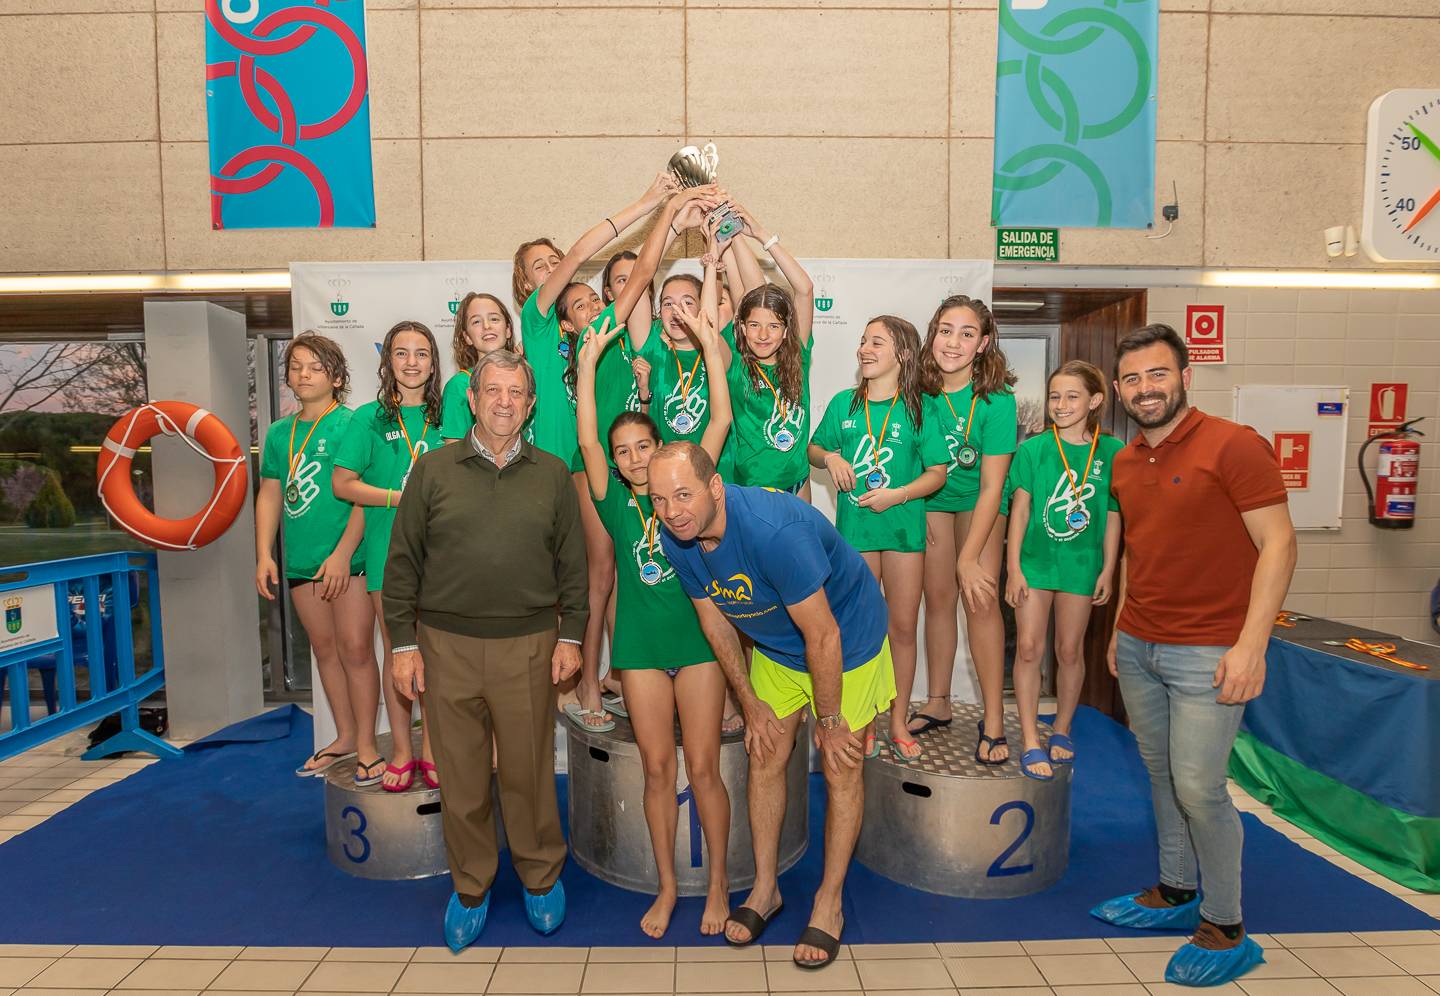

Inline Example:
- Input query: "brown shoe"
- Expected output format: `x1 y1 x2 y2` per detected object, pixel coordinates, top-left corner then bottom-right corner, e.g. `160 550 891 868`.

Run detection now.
1133 886 1172 909
1189 920 1245 951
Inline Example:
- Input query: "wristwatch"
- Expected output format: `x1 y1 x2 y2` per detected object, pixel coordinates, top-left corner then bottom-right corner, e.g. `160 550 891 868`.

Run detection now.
817 713 844 730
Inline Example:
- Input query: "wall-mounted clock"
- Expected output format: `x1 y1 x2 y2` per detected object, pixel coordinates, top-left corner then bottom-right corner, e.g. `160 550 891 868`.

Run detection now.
1362 89 1440 263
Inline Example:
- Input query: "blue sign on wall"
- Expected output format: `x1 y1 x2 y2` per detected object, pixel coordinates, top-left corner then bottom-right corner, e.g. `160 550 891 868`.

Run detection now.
205 0 376 230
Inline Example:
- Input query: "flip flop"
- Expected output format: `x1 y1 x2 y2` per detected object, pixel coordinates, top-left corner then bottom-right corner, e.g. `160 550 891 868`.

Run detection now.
295 749 356 778
975 719 1008 766
724 902 783 947
1048 732 1075 765
383 760 416 793
863 734 882 760
721 711 746 735
793 924 842 969
888 736 922 763
1020 748 1054 781
601 692 628 719
906 711 952 736
563 701 616 733
419 760 439 789
354 757 386 787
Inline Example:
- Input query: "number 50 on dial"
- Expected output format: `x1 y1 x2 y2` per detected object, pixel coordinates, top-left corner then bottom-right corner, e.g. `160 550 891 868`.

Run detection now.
1362 89 1440 263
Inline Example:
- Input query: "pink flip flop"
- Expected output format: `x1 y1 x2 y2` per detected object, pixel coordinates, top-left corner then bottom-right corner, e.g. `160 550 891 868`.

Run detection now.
419 760 439 790
382 760 416 793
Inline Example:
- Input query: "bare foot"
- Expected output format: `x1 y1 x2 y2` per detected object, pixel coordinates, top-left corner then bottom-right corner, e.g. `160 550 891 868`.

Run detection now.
795 901 843 966
300 738 355 773
1020 741 1052 779
724 886 782 945
578 680 612 728
382 747 415 789
641 891 676 939
888 721 921 761
700 881 730 936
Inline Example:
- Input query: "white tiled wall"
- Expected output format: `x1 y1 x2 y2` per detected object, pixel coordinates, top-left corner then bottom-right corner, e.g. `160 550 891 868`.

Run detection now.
1148 286 1440 642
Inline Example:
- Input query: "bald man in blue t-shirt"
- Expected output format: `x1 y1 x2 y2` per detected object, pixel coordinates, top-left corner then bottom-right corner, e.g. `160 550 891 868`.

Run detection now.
649 441 896 971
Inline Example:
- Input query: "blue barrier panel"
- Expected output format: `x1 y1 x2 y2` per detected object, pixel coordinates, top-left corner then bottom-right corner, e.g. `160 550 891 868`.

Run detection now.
0 552 182 763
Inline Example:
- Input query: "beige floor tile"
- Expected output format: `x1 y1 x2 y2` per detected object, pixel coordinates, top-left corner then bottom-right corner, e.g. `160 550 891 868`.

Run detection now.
1267 932 1363 948
1291 945 1408 977
1232 980 1340 994
675 960 768 992
1118 952 1172 984
1034 953 1138 986
1362 875 1423 898
10 989 109 996
320 947 415 962
111 990 202 996
391 961 494 993
1406 895 1440 917
151 947 243 960
408 948 500 964
485 962 585 993
647 993 764 996
856 957 953 989
0 792 49 804
937 942 1026 958
1332 978 1437 995
65 945 157 958
585 947 675 963
0 832 22 845
1418 976 1440 992
1377 945 1440 975
115 960 229 990
1052 986 1148 995
13 802 67 817
1106 937 1186 954
1357 932 1440 946
235 949 328 962
945 956 1046 989
1022 939 1111 955
865 989 958 996
1243 948 1318 979
298 961 402 993
955 988 1053 996
497 948 588 963
579 961 673 993
0 816 46 832
674 946 763 961
764 957 861 991
0 949 70 959
25 958 142 989
41 790 93 804
207 960 316 991
849 943 940 959
0 961 54 989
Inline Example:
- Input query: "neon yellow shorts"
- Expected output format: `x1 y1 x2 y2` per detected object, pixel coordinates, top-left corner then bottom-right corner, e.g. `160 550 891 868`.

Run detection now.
750 639 897 732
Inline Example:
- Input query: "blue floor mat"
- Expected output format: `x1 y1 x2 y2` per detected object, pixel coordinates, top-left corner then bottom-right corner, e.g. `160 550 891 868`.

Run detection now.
0 704 1432 946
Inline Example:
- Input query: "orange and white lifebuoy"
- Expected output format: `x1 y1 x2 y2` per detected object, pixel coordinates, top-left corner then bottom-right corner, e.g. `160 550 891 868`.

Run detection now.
97 401 248 551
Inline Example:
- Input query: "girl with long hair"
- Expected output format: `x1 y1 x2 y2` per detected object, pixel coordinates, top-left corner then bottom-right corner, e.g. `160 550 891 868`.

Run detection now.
1005 360 1122 779
439 293 516 443
257 334 382 785
575 249 734 939
914 296 1019 765
808 316 948 760
333 320 443 791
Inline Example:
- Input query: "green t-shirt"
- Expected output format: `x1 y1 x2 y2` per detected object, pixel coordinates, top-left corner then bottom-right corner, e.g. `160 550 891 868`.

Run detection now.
334 401 437 591
568 303 640 473
259 406 364 580
521 292 578 466
1006 431 1124 596
441 369 535 445
727 336 812 489
592 484 714 669
639 324 734 478
924 384 1018 512
810 389 950 553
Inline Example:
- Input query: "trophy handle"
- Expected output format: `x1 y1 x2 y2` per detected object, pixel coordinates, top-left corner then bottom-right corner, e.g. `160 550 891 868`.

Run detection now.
700 142 720 176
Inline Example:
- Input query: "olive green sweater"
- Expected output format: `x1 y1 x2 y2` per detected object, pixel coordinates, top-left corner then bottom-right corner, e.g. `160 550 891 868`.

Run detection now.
383 434 588 649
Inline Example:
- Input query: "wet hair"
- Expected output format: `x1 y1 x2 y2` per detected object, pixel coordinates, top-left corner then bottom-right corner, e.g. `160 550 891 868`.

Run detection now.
920 295 1017 401
1114 323 1189 379
283 332 349 403
469 348 536 398
451 292 515 371
849 316 927 428
1047 359 1108 433
653 439 717 485
376 320 443 427
735 284 804 406
511 237 562 312
557 281 598 397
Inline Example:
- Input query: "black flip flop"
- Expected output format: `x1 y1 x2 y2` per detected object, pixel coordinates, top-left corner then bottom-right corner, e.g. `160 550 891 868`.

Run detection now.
975 719 1008 766
295 749 356 778
354 757 387 787
724 902 783 947
793 925 842 969
906 712 952 736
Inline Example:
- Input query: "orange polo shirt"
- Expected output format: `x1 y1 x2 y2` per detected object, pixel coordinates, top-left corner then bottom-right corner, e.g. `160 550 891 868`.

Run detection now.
1112 407 1288 646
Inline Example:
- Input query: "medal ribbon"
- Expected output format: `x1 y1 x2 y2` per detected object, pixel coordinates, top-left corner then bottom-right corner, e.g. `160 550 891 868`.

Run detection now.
942 389 980 446
396 406 431 465
1343 638 1428 672
670 343 703 401
630 489 657 559
754 363 788 421
1052 425 1100 512
287 400 338 487
863 390 901 482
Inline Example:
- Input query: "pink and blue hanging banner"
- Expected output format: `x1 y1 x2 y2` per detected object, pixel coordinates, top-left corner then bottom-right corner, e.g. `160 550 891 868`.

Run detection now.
205 0 375 230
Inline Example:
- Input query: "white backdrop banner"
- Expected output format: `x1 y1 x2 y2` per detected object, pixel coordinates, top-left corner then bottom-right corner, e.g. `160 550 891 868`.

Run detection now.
290 257 993 744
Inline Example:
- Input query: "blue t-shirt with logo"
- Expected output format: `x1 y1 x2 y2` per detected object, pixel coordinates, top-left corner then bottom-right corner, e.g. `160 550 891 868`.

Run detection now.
661 485 887 673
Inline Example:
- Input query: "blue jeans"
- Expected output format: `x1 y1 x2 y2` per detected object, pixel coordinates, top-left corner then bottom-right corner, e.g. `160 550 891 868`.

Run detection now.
1116 631 1247 924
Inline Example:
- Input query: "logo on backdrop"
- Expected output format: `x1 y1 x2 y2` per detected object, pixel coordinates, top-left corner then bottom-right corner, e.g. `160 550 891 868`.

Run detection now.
445 276 467 318
1042 466 1101 541
812 273 841 327
4 596 21 635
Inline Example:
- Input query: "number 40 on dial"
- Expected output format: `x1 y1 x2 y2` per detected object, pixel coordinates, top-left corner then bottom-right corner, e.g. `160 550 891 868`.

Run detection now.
1362 89 1440 263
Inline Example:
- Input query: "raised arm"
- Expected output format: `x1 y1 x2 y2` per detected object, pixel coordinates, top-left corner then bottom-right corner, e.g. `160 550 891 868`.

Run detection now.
614 185 722 336
575 317 623 502
721 227 766 300
731 202 813 346
674 235 733 463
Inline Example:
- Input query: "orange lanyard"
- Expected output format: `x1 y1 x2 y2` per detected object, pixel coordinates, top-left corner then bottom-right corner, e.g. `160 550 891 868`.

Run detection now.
670 344 703 400
287 401 337 480
1053 425 1100 507
1344 638 1428 672
754 363 787 420
630 489 657 559
942 389 979 445
396 407 430 462
864 390 901 464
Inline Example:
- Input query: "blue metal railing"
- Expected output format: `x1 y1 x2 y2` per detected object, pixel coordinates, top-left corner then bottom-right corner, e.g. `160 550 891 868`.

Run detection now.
0 551 182 762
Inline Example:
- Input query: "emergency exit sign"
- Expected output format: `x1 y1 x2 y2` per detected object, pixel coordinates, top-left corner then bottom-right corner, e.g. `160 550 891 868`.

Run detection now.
996 227 1059 262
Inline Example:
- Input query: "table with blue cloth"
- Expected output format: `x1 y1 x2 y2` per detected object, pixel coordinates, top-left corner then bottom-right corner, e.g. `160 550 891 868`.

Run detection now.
1228 613 1440 892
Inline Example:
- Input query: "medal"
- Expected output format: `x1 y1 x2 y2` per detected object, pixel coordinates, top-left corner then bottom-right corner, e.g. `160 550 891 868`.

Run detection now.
640 561 663 586
861 389 900 494
1053 424 1102 537
286 400 337 511
1067 508 1090 532
941 388 981 473
557 336 571 360
754 363 797 450
774 428 795 452
673 411 694 433
631 489 665 586
395 406 432 487
670 342 703 424
956 444 979 468
866 470 885 490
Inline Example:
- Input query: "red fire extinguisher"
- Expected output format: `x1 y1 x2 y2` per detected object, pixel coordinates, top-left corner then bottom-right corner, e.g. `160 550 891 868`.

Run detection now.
1358 417 1424 529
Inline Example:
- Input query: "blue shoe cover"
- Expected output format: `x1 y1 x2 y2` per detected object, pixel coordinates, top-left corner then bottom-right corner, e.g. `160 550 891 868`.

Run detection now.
443 891 490 953
1164 935 1264 987
525 879 566 935
1089 892 1202 929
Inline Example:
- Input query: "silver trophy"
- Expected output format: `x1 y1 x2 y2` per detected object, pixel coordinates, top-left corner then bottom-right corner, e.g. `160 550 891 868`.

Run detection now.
666 142 744 241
